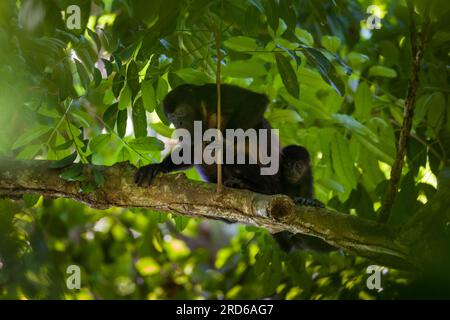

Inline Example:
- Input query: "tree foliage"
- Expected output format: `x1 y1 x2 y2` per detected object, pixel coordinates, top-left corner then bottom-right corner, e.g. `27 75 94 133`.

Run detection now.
0 0 449 299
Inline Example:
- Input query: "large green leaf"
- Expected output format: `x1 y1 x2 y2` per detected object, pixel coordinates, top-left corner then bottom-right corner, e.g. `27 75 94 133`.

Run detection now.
128 137 164 151
50 152 77 169
301 46 345 96
12 126 52 150
174 68 213 85
354 82 373 121
118 85 132 110
75 60 91 89
117 109 128 138
132 98 148 138
127 60 140 97
103 103 119 130
223 36 259 52
275 53 299 98
90 134 111 153
141 81 157 112
368 66 397 78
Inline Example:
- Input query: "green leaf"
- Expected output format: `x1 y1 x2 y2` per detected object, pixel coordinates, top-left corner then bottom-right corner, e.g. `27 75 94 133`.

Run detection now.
264 0 279 32
276 44 301 68
156 78 168 103
54 140 74 151
90 134 111 153
275 53 299 98
141 81 156 112
59 164 85 181
75 60 90 89
132 98 148 138
248 0 264 12
94 170 105 187
150 122 174 138
295 28 314 46
155 101 171 126
279 0 297 31
174 215 190 232
222 60 267 78
117 146 132 162
254 249 270 275
322 36 341 53
12 126 52 149
355 135 394 165
93 67 102 87
331 135 356 200
71 109 91 128
16 144 41 159
174 68 213 85
223 36 259 52
103 103 119 130
23 193 41 208
127 60 140 96
117 109 127 138
102 58 113 76
50 152 78 168
112 73 124 98
302 46 345 96
87 28 101 50
53 61 75 99
268 108 303 123
332 114 379 143
368 66 397 78
348 52 369 68
118 85 132 110
354 82 372 121
128 137 164 151
426 92 446 129
379 41 399 67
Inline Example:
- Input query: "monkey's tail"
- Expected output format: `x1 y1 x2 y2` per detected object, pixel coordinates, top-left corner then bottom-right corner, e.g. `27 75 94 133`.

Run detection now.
272 231 336 253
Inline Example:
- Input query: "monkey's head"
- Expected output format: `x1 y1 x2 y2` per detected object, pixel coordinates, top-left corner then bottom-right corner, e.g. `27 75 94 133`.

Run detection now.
163 84 204 133
281 145 311 184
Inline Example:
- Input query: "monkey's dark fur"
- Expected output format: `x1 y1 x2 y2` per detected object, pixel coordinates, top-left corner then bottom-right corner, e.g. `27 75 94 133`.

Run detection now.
135 83 334 252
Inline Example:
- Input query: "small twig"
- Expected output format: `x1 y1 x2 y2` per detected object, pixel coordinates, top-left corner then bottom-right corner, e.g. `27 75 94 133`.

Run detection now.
379 0 427 223
214 1 224 193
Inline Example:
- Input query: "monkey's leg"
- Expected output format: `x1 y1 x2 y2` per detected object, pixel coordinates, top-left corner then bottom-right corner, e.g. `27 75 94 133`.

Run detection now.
293 197 325 208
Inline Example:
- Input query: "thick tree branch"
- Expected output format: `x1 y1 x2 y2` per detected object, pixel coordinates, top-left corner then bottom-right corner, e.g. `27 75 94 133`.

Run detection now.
0 159 415 269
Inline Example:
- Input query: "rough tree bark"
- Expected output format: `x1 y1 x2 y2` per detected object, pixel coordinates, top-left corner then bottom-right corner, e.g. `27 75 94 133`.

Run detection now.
0 159 441 271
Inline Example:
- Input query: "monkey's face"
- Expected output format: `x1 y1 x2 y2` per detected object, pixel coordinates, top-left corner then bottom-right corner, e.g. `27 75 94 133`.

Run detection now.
281 145 311 184
283 159 308 184
167 103 200 134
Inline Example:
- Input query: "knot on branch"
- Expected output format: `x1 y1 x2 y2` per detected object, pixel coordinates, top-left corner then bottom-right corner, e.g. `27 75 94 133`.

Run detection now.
266 195 295 219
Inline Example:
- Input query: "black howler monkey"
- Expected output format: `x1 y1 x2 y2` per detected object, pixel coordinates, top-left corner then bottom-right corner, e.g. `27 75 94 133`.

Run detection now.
135 83 333 252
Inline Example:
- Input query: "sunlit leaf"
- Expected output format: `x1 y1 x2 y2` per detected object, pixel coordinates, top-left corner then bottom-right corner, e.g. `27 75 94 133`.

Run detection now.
128 137 164 151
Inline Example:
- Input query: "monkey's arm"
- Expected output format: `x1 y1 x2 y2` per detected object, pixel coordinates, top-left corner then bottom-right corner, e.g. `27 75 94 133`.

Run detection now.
134 154 193 186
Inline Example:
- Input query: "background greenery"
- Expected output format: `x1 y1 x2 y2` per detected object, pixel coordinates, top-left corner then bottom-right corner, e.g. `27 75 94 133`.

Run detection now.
0 0 449 299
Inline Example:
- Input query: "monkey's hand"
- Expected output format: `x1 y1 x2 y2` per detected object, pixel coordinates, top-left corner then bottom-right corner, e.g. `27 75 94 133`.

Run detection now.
293 197 325 208
223 177 251 190
134 164 165 186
